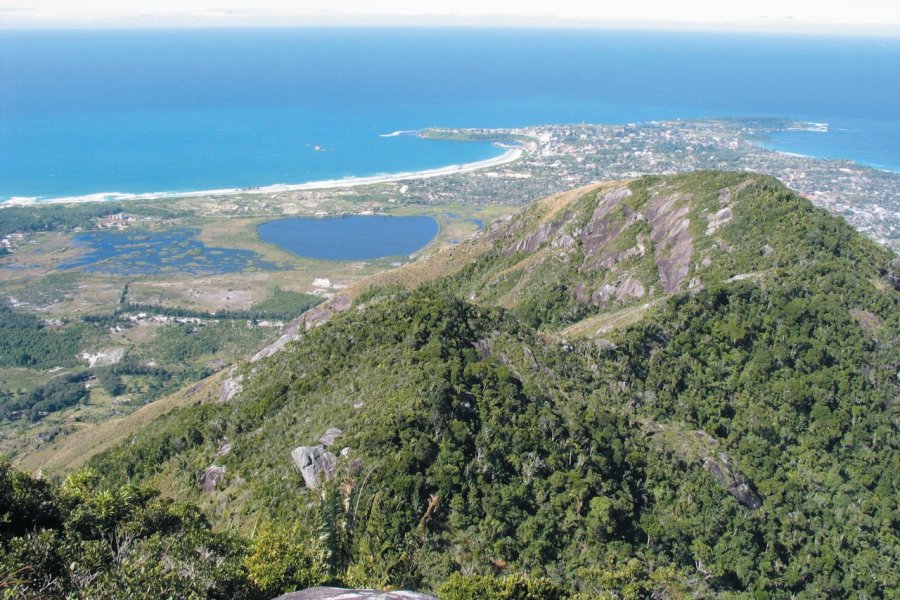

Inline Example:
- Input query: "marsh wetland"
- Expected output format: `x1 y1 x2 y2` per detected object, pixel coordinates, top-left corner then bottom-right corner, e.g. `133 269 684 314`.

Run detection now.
0 194 497 463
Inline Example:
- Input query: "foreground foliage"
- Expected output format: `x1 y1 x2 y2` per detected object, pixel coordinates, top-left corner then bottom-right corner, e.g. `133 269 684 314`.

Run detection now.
0 457 254 598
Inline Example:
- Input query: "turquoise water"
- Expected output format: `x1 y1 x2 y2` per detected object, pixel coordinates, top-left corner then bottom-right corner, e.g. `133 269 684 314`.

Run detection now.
761 117 900 171
2 28 899 201
61 228 278 275
258 215 439 260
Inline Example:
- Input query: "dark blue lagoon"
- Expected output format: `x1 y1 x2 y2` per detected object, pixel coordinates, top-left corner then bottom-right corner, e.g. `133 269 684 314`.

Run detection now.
258 215 439 261
60 228 278 275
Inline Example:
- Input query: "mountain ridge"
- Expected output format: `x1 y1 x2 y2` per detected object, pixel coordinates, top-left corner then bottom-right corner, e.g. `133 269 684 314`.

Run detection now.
5 171 897 598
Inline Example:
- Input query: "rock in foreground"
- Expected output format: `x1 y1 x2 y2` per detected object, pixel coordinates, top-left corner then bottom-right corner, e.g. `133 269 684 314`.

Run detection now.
273 587 436 600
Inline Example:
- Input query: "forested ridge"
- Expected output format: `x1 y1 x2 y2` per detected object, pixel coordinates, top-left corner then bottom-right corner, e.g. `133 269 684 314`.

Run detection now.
2 172 897 598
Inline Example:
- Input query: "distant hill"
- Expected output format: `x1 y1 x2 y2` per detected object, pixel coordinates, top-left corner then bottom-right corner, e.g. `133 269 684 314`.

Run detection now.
5 172 897 598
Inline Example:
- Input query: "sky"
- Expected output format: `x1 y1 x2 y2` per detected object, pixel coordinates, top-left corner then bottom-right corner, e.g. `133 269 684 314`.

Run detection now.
1 0 899 33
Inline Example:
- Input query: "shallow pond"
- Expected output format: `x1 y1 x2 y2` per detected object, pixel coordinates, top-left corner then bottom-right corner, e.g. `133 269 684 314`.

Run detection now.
258 215 439 261
60 228 278 275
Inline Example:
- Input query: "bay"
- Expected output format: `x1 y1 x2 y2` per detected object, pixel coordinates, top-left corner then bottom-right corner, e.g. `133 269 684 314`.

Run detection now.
2 28 898 201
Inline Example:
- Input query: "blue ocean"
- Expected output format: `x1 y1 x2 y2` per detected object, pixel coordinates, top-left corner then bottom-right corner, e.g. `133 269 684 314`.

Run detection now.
1 28 899 201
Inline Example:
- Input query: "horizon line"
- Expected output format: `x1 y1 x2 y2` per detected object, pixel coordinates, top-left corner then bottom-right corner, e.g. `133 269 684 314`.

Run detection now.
2 15 899 37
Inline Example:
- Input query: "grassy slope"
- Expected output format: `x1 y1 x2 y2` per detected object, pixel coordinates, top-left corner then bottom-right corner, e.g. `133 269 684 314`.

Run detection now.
16 370 228 473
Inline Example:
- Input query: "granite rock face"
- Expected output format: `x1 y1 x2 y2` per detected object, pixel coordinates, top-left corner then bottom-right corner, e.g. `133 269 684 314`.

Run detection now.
291 445 337 489
220 371 243 403
273 588 436 600
484 181 708 312
646 192 693 293
252 295 354 363
199 465 225 492
702 453 763 510
503 220 560 256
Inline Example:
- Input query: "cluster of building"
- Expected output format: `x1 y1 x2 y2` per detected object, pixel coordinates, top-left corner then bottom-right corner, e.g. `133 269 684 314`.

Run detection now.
96 212 141 229
388 119 899 250
0 233 25 252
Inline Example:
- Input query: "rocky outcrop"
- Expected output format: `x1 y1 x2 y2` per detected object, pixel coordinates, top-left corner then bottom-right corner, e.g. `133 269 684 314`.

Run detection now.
702 453 762 510
587 275 646 308
590 284 617 307
503 220 560 255
253 295 353 363
643 420 762 510
592 238 646 271
484 213 520 243
573 282 591 304
705 206 733 235
319 427 342 447
291 445 337 489
199 465 225 492
273 588 436 600
220 371 243 403
646 192 693 293
252 332 302 363
614 275 646 302
487 181 693 315
80 347 126 368
579 189 635 270
473 338 493 360
216 442 232 458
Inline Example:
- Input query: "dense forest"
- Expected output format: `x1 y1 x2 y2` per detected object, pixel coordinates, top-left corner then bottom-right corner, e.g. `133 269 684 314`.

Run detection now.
2 172 897 598
0 304 90 370
0 203 182 237
0 203 126 237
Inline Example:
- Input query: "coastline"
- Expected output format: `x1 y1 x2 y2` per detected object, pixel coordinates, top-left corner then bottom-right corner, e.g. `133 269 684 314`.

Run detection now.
1 144 524 207
754 141 900 174
755 121 900 174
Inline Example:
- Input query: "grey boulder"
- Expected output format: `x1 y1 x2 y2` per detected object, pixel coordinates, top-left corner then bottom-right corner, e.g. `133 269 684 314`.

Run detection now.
291 445 336 489
273 587 436 600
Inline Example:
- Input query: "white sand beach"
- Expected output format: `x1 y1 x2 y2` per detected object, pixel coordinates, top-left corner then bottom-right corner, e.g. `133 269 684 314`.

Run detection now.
2 145 524 206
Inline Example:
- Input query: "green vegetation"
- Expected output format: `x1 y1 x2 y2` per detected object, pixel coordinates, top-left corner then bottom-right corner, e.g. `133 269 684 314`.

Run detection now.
244 524 327 596
13 272 82 307
0 457 256 598
0 304 91 369
0 373 89 422
0 285 319 426
439 573 569 599
90 359 196 406
247 287 323 320
0 202 181 237
419 129 532 145
4 172 898 598
121 287 321 322
0 204 127 236
150 321 271 363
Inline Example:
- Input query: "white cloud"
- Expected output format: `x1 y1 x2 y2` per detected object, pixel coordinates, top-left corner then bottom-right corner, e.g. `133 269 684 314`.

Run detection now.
2 0 899 30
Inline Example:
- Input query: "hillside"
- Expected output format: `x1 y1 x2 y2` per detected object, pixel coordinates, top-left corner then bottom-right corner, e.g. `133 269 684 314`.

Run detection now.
3 172 898 598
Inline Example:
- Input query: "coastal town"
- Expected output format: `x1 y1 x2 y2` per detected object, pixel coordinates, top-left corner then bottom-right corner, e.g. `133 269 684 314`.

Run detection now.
399 118 900 250
136 117 898 251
